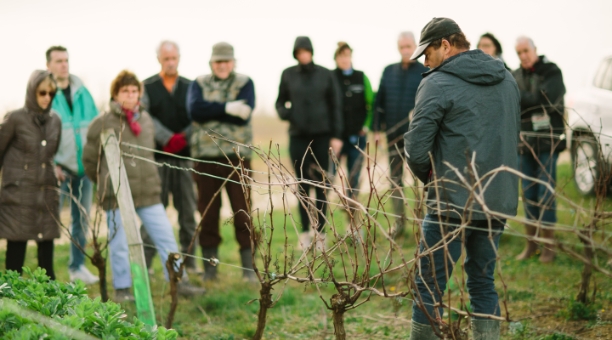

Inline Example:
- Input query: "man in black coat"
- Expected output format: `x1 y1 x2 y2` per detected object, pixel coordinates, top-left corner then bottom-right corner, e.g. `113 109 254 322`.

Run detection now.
275 36 343 250
513 36 566 263
140 41 199 273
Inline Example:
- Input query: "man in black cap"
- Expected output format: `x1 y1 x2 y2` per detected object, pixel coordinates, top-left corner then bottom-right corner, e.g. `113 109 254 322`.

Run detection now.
404 18 520 339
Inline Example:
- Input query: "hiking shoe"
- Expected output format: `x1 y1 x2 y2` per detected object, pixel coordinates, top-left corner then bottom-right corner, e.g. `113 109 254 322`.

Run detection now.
69 265 99 285
114 288 135 302
177 281 206 297
314 233 326 251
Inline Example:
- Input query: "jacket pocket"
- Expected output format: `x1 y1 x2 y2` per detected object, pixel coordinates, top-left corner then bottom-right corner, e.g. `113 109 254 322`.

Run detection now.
0 180 21 205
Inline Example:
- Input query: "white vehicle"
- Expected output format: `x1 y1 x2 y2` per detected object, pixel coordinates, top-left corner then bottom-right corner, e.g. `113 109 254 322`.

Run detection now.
567 51 612 195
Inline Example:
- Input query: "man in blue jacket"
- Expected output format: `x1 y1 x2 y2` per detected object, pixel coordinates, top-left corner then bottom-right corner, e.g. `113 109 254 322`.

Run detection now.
47 46 99 285
404 18 520 339
374 32 427 238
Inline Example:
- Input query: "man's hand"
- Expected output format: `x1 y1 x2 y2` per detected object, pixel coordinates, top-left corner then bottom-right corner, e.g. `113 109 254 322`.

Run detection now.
225 100 252 120
163 133 188 154
55 165 66 182
330 138 343 156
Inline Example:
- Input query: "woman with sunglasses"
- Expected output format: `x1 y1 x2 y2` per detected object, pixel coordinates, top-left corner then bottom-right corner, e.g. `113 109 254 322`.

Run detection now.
0 70 62 279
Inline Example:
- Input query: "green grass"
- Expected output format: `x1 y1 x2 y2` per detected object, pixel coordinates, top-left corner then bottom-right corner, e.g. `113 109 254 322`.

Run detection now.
2 162 611 339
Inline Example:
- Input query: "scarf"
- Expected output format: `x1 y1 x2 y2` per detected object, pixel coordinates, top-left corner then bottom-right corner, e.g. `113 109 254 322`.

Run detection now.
121 106 141 136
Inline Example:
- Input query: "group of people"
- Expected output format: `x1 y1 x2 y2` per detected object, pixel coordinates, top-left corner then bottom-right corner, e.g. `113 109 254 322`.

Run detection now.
0 16 566 339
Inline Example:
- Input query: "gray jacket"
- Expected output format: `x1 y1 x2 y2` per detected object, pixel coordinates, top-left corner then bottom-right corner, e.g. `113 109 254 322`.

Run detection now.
404 50 520 220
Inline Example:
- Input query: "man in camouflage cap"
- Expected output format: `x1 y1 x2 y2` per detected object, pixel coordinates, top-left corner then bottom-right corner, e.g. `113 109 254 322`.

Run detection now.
186 42 257 282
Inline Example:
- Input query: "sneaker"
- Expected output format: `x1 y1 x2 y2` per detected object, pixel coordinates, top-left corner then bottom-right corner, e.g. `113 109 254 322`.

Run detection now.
297 231 312 251
313 232 326 251
114 288 135 302
69 265 100 285
177 281 206 297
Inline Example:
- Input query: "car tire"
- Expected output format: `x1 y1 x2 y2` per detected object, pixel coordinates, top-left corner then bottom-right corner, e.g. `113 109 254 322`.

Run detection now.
571 135 607 196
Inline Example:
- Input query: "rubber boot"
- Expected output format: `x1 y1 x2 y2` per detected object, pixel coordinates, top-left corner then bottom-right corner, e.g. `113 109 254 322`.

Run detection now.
177 280 206 297
240 248 258 283
202 247 218 281
539 227 556 263
409 321 439 340
516 225 538 260
472 319 500 340
391 193 406 238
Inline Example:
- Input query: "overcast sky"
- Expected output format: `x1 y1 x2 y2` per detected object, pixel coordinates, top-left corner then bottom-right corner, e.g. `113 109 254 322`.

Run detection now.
1 0 611 117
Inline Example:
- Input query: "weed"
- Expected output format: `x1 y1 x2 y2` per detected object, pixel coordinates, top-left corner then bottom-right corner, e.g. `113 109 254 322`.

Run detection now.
558 299 601 321
538 333 575 340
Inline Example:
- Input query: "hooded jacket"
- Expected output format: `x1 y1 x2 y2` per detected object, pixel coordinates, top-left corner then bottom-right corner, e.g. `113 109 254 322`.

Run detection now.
512 56 566 154
52 75 99 176
404 50 520 220
0 70 62 241
82 102 161 210
276 37 343 138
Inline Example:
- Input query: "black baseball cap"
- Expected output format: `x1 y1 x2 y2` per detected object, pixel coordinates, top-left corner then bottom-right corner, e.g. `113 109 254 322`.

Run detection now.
411 17 462 60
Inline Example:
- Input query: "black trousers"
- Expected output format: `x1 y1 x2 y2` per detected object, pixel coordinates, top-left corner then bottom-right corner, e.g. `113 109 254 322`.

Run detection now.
5 240 55 280
289 135 331 232
193 158 253 250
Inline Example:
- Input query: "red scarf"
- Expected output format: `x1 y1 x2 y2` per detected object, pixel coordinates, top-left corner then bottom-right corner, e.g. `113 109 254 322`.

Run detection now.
121 106 142 136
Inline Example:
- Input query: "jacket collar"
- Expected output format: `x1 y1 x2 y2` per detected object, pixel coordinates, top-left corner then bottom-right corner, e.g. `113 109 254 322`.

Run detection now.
109 101 140 119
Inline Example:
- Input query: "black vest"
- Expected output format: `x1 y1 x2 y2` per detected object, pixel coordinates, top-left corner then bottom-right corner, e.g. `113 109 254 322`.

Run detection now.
143 75 192 157
334 69 367 138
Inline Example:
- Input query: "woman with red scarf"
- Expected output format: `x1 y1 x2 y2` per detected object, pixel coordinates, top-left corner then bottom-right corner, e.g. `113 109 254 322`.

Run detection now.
82 70 205 302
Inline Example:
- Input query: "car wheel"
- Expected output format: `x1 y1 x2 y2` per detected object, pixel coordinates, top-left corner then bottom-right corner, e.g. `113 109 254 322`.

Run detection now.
572 135 605 196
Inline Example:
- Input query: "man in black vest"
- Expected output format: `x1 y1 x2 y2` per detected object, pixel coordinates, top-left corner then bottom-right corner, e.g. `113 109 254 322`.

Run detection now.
140 40 199 273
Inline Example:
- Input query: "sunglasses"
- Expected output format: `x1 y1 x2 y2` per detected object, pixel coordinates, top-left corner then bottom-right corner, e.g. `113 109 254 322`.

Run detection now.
38 90 56 97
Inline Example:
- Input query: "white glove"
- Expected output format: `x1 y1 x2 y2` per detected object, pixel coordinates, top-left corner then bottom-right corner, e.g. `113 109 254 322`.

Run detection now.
225 100 252 120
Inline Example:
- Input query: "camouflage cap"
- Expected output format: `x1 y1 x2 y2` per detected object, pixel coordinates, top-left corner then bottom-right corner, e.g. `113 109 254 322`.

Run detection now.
210 42 234 62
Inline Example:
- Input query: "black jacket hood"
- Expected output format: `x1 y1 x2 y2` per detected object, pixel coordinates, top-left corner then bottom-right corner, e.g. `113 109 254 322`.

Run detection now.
293 36 313 59
425 49 507 86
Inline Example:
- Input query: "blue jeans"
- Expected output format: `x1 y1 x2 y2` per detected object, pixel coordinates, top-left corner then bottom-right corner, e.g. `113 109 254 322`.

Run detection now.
412 215 504 324
107 204 180 289
518 152 558 224
59 172 93 271
334 134 367 198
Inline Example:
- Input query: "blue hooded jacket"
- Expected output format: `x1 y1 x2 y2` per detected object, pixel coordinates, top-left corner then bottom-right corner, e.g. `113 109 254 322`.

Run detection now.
404 50 520 220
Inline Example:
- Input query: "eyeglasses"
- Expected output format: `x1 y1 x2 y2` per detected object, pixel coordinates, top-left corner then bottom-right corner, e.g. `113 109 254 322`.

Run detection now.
38 90 56 97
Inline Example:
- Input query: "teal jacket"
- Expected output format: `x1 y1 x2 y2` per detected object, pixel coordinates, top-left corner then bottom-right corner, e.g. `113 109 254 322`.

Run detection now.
52 75 99 176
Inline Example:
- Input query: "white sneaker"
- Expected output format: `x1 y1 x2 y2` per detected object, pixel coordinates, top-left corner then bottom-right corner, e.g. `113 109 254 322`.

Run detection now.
297 231 312 251
69 265 99 285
